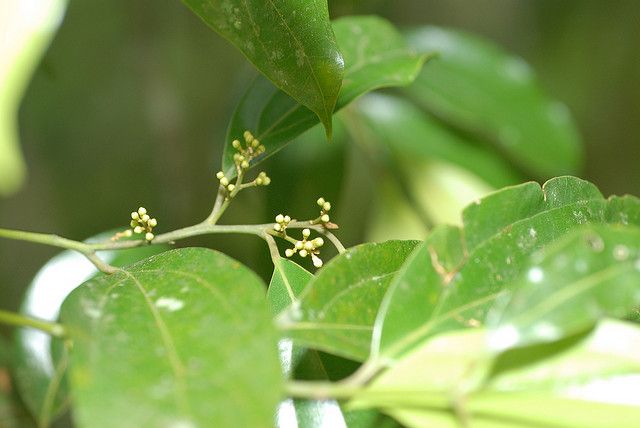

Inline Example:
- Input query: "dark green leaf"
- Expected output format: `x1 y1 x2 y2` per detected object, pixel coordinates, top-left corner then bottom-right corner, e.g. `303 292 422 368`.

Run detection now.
222 15 428 173
374 177 640 360
61 248 281 428
354 93 521 189
181 0 343 135
268 259 313 315
489 224 640 349
405 26 583 177
13 232 168 426
281 240 419 361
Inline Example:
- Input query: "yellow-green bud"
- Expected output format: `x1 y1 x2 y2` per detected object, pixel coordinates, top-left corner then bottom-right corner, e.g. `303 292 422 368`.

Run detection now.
321 214 330 223
220 177 229 186
262 177 271 186
276 214 284 223
145 232 154 241
131 211 139 220
302 228 311 238
285 249 295 258
313 237 324 247
295 241 304 250
274 223 282 232
243 131 254 143
148 218 158 227
241 160 249 169
134 226 144 234
284 215 291 223
138 207 147 215
232 139 241 149
227 184 236 192
123 229 133 237
317 197 325 206
141 214 150 222
130 220 138 228
255 178 263 185
251 138 260 148
299 249 308 258
216 171 225 179
322 202 331 212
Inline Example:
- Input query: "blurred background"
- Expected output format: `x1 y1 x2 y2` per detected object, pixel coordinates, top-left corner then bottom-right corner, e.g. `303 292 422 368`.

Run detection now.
1 0 639 316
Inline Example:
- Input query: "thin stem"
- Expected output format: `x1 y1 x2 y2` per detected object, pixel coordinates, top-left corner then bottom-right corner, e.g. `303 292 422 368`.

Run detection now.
324 230 346 253
0 309 66 337
285 380 364 401
206 187 228 225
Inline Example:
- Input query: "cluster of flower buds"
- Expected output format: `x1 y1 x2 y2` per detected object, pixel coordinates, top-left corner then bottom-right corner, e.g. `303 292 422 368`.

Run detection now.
273 214 291 233
130 207 157 241
255 171 271 186
316 197 332 224
285 228 325 268
232 131 266 171
215 171 236 193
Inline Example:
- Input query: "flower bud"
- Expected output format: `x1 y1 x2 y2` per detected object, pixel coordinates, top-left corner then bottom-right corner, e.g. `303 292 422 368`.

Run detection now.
302 228 311 238
313 237 324 247
312 254 323 268
145 232 154 241
285 249 295 258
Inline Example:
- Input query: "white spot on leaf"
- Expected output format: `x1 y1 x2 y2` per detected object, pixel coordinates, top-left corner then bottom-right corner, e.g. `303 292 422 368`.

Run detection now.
155 297 184 312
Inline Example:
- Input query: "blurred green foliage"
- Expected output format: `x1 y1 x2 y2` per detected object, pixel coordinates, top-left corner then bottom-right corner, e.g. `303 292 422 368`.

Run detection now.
1 0 639 318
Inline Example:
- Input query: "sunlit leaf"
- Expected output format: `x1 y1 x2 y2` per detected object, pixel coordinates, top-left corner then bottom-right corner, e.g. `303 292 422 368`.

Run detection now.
222 15 428 174
356 320 640 428
282 240 419 361
405 26 583 177
61 248 281 428
181 0 344 135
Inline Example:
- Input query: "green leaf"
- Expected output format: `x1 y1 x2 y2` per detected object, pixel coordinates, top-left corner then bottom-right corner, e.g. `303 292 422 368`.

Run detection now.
373 177 640 361
354 93 521 189
222 15 428 173
405 26 583 177
268 259 313 315
0 0 67 196
281 240 419 361
489 224 640 350
13 232 168 426
357 320 640 428
180 0 344 135
61 248 281 428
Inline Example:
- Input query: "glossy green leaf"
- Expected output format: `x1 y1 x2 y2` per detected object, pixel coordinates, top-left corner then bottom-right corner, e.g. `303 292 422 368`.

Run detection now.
181 0 343 135
61 248 281 428
13 232 168 426
282 241 419 361
222 15 428 173
405 26 583 177
489 224 640 350
0 0 67 196
373 176 640 361
354 93 521 189
268 258 314 315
